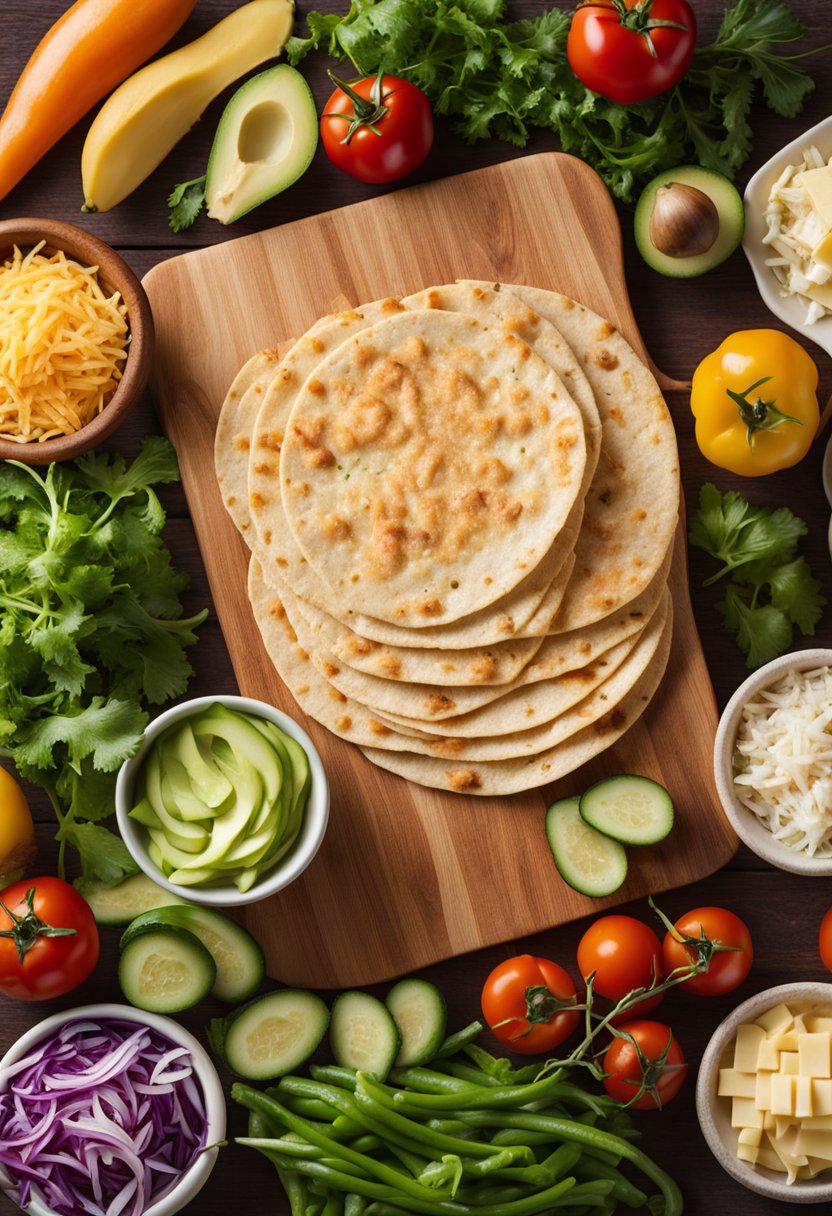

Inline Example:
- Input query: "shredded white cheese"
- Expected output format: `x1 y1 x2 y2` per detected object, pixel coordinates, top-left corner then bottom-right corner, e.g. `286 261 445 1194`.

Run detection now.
763 145 832 326
734 666 832 857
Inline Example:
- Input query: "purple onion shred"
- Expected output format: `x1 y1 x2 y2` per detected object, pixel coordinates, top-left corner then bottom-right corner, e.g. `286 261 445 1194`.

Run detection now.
0 1019 208 1216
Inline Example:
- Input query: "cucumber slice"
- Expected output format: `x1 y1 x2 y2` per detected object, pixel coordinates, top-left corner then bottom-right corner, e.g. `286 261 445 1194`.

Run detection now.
80 874 186 926
386 979 447 1066
118 925 216 1013
121 906 265 1003
331 991 401 1080
223 990 330 1080
545 796 628 898
579 775 675 846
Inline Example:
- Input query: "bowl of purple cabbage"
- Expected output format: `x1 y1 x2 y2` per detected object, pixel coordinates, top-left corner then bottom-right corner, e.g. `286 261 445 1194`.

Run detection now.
0 1005 226 1216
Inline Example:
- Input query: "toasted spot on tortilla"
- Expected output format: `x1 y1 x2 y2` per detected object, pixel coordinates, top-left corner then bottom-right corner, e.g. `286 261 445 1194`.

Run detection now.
447 768 481 792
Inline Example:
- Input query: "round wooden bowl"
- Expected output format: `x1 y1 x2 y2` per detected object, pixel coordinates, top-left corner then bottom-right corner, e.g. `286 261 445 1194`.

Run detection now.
0 217 154 465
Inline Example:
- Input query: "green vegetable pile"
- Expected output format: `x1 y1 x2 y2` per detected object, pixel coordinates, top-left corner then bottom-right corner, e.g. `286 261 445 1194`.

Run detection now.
234 1049 683 1216
0 439 206 886
689 483 825 669
288 0 821 202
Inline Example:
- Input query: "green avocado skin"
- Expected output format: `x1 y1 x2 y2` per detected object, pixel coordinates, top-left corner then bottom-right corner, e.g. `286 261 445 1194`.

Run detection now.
634 166 745 279
206 64 319 225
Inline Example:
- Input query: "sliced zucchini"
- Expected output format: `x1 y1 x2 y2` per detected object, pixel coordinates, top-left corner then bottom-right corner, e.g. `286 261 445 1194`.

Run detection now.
545 795 628 898
79 874 186 925
118 924 216 1013
121 905 265 1003
223 989 330 1080
579 775 675 846
331 991 401 1080
386 979 447 1066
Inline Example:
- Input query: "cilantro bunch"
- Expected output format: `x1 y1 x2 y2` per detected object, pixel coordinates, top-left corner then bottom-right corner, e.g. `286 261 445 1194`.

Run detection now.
0 439 207 886
287 0 822 202
689 484 825 669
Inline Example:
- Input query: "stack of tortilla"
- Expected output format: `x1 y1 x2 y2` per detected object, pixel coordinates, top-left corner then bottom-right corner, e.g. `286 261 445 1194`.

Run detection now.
215 281 679 795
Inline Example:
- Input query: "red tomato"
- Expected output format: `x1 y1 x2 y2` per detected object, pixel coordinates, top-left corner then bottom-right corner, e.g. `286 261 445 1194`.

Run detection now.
602 1019 687 1110
0 878 99 1001
567 0 697 105
481 955 580 1054
662 906 753 997
820 907 832 973
577 915 663 1019
321 72 434 184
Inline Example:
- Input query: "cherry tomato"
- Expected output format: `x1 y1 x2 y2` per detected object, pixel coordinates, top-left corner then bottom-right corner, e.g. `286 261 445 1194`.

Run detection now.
602 1019 687 1110
567 0 697 105
321 72 434 184
577 915 663 1019
820 907 832 973
662 906 753 997
0 878 99 1001
481 954 580 1054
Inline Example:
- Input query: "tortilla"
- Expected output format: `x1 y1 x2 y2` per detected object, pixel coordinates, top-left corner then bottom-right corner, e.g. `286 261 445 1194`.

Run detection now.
278 309 587 625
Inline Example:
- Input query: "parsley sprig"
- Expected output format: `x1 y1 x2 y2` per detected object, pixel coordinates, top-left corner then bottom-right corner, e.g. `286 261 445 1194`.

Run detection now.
287 0 826 202
689 483 825 669
0 439 207 886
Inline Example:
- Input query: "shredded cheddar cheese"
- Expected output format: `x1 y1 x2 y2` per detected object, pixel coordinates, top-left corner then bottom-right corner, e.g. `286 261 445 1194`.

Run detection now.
0 242 129 443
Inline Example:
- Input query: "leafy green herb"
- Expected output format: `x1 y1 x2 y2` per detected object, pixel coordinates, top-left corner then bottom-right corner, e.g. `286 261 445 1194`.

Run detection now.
0 439 207 885
287 0 824 201
168 176 207 232
689 483 825 669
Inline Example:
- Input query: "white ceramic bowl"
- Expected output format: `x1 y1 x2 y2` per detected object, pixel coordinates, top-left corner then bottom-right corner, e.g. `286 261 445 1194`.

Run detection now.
697 982 832 1204
116 694 329 907
714 648 832 876
0 1003 226 1216
823 432 832 510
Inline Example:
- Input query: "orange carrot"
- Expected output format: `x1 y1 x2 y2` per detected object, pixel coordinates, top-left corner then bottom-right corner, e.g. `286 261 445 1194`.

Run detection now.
0 0 198 203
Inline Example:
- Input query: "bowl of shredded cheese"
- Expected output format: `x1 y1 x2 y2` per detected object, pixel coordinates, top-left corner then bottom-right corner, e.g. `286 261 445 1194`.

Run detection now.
0 218 153 464
714 649 832 876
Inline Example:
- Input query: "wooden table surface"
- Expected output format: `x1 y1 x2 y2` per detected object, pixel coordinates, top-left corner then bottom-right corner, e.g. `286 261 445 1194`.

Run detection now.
3 3 832 1214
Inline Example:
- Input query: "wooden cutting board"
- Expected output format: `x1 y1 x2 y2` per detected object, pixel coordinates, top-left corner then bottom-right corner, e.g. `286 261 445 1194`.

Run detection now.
143 152 736 989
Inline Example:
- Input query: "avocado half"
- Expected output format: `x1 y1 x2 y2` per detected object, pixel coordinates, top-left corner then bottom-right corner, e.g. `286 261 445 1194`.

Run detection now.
206 65 318 225
634 166 745 279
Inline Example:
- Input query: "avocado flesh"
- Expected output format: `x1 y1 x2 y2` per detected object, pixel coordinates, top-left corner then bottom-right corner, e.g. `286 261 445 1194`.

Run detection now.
634 166 745 279
206 65 318 225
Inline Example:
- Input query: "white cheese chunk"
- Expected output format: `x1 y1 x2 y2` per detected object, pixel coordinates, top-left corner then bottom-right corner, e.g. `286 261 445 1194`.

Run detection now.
799 1033 832 1079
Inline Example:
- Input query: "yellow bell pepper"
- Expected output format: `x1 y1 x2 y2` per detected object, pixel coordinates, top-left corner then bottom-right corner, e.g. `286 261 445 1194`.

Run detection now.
691 329 819 477
0 765 36 886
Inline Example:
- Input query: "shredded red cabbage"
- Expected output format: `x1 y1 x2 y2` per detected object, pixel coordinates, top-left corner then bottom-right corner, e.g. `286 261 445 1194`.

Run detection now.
0 1018 208 1216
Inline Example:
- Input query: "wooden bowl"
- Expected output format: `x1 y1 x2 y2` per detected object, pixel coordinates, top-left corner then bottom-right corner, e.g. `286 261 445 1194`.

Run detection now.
0 218 154 465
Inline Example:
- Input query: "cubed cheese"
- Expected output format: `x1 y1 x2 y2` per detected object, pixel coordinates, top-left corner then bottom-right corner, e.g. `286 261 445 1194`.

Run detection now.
719 1068 757 1098
799 1033 832 1079
737 1143 758 1166
792 1128 832 1162
756 1005 794 1037
732 1097 765 1129
756 1039 780 1071
813 1080 832 1116
770 1074 796 1117
796 1075 813 1119
800 165 832 228
735 1023 766 1071
780 1052 800 1076
772 1030 799 1053
806 1017 832 1035
739 1127 763 1147
801 1115 832 1131
756 1072 772 1111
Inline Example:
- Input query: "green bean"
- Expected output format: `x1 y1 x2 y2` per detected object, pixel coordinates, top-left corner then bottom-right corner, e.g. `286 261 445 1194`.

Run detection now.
240 1138 370 1179
429 1022 484 1061
438 1064 502 1089
574 1158 646 1208
427 1110 682 1216
489 1130 560 1149
380 1071 571 1114
312 1065 361 1091
333 1115 375 1139
388 1067 485 1095
424 1120 480 1140
323 1195 345 1216
351 1135 385 1155
281 1093 355 1123
345 1195 368 1216
247 1151 583 1216
277 1168 309 1216
455 1185 532 1206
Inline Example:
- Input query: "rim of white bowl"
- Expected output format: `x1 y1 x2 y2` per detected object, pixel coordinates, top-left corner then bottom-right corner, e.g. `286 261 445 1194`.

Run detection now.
696 982 832 1202
115 694 329 907
0 1003 226 1216
713 649 832 876
823 432 832 510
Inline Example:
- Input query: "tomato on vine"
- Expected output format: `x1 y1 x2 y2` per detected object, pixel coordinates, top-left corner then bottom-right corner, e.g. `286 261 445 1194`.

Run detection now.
577 915 664 1019
567 0 697 105
481 954 580 1054
660 905 753 996
321 71 434 184
602 1019 687 1109
0 878 99 1001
